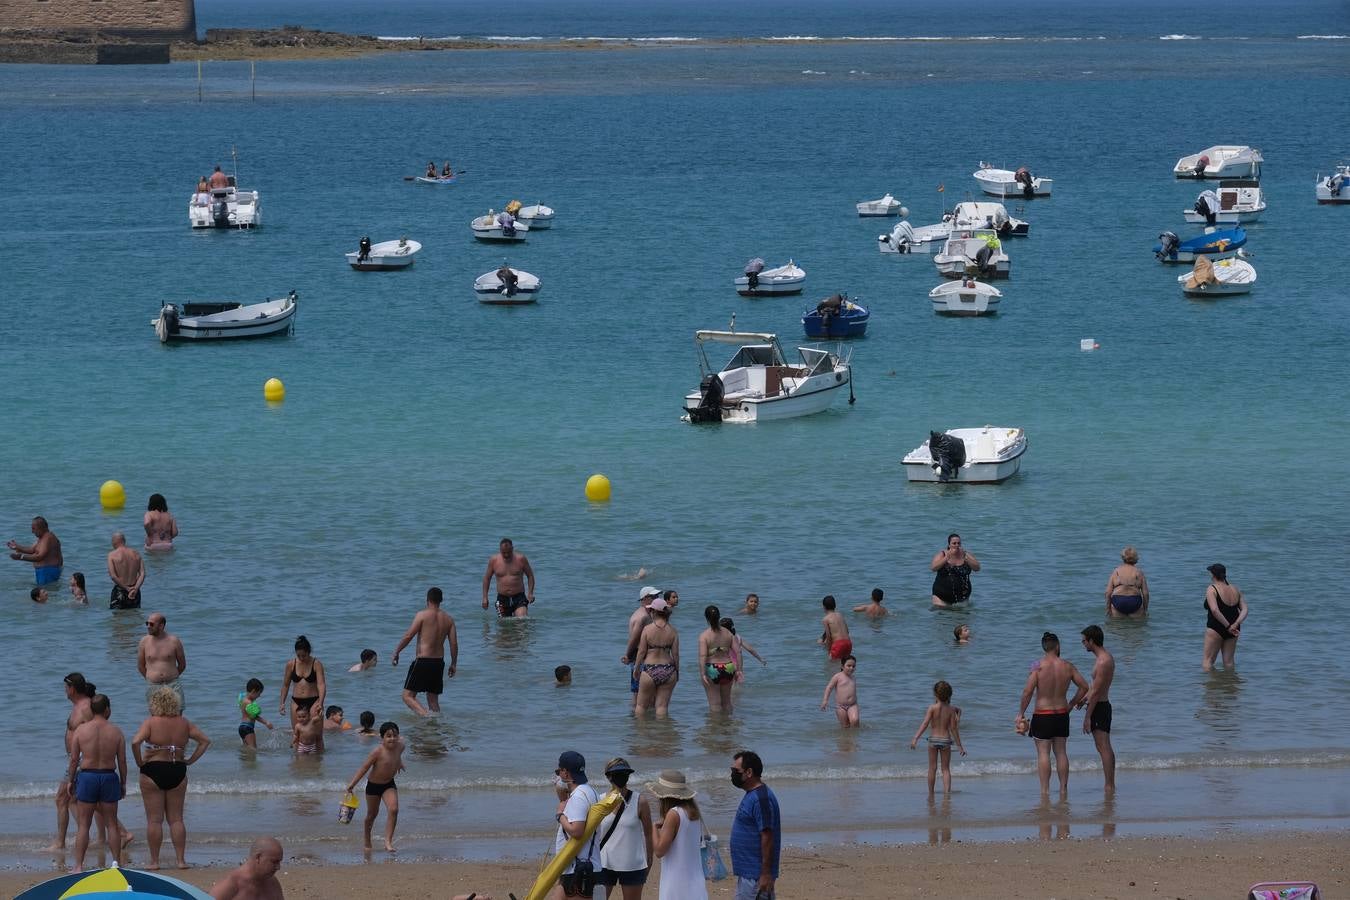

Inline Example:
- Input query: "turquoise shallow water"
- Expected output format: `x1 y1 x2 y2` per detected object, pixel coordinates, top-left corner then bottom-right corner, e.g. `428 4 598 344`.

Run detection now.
1 29 1349 860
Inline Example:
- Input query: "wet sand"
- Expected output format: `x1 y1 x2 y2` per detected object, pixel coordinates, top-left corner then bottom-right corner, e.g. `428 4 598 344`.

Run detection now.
2 832 1344 899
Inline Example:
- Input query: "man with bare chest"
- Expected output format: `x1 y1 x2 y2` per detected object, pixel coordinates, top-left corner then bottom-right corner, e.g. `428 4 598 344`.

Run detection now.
106 532 145 609
210 836 285 899
393 587 458 716
138 613 187 709
481 538 535 618
1018 632 1089 797
8 516 63 585
1076 625 1117 795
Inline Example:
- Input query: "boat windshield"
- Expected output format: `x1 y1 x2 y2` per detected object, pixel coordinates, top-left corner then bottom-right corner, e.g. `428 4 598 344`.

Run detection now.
798 347 836 376
724 345 781 370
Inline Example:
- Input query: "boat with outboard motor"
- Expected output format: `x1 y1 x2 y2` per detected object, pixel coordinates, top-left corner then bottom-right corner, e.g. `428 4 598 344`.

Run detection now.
472 210 529 242
856 194 904 217
345 237 421 270
1316 165 1349 204
951 201 1029 236
878 218 950 254
973 163 1051 198
1173 145 1263 180
475 265 541 304
902 426 1027 483
683 330 852 423
152 291 296 342
929 279 1003 316
802 294 869 338
735 259 806 296
1154 226 1246 263
189 180 260 229
934 231 1010 279
1178 253 1256 296
1183 181 1265 225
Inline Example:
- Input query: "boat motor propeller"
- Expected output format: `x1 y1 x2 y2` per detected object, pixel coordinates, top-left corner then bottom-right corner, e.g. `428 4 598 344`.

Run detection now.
1156 231 1180 261
689 373 725 424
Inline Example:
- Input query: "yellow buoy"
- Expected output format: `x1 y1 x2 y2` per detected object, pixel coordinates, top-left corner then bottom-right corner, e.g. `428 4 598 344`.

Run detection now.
263 377 285 403
584 474 611 502
99 480 126 510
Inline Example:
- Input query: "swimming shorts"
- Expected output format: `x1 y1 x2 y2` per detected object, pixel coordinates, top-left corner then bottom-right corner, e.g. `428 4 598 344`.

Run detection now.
630 666 640 694
705 661 737 684
403 657 444 695
599 867 650 887
74 768 121 804
1030 710 1070 740
1089 700 1112 734
496 592 529 617
642 663 677 687
34 565 62 585
146 678 184 710
110 584 141 610
829 638 853 660
238 721 256 741
365 779 397 797
1110 595 1143 615
139 760 187 791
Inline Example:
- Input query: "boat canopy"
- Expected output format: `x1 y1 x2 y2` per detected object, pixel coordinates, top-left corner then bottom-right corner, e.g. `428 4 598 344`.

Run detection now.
695 330 778 345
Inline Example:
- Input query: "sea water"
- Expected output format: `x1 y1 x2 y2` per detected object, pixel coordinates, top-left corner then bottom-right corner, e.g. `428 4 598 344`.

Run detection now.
1 0 1348 866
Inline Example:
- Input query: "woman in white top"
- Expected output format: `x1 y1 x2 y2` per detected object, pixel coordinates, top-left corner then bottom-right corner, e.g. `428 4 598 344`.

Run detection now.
648 770 708 900
597 757 655 899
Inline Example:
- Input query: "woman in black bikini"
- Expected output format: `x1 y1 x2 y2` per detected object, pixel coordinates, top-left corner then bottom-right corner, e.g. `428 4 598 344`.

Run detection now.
634 598 680 718
930 534 981 607
131 686 210 870
279 635 327 726
1202 563 1248 672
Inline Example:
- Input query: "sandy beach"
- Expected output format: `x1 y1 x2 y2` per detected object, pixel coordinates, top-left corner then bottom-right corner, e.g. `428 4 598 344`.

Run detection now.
2 832 1344 898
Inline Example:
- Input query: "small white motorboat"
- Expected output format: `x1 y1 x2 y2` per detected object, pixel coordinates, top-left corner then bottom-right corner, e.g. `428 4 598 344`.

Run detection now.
1316 165 1350 204
474 266 541 304
951 201 1030 237
902 426 1027 483
1184 180 1265 225
1179 254 1256 297
735 259 806 296
345 237 421 270
856 193 904 217
1173 145 1263 180
153 291 296 342
934 232 1010 279
189 182 261 229
879 219 951 254
973 163 1051 198
683 330 852 423
929 279 1003 316
517 203 554 229
471 211 529 242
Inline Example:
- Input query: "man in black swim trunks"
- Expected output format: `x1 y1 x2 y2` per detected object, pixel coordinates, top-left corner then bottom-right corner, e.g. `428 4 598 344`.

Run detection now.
481 537 535 618
392 587 458 716
1017 632 1088 798
1076 625 1116 795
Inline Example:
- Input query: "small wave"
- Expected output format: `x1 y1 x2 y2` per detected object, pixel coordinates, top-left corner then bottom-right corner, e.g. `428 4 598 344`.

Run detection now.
376 35 463 42
801 70 827 75
484 35 544 42
768 35 822 41
1160 34 1203 40
1297 34 1348 39
562 36 701 42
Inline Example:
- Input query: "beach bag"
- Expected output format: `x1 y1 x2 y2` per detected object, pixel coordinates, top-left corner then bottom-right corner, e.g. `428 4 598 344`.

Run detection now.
700 826 728 881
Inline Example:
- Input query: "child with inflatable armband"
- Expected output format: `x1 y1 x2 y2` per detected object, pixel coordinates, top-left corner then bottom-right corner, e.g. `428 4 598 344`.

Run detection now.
238 678 275 748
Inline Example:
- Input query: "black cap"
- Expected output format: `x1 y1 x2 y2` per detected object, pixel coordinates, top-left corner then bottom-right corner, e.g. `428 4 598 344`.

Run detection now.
558 750 587 783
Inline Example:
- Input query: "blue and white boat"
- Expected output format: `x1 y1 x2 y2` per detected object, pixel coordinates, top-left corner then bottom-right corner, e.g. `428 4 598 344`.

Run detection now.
802 294 869 338
1154 227 1246 263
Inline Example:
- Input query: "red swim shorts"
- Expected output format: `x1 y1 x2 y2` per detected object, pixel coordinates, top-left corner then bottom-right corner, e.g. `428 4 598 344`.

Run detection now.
829 638 853 659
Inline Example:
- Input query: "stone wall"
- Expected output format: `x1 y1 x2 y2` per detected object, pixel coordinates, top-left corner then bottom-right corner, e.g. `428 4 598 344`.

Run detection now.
0 0 196 41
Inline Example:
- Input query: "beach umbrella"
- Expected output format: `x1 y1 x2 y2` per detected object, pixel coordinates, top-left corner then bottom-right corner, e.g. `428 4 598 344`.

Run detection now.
15 866 213 900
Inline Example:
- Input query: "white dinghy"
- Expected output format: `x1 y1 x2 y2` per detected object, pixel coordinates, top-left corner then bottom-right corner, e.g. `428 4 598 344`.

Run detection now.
683 330 852 423
902 426 1027 483
474 265 541 304
345 237 421 270
1183 181 1265 225
1173 145 1263 180
1179 254 1256 297
471 211 529 242
1316 165 1349 204
856 194 904 217
934 232 1010 279
735 259 806 296
929 279 1003 316
951 201 1030 236
517 203 555 229
153 291 296 342
879 218 951 254
973 163 1051 198
189 182 261 229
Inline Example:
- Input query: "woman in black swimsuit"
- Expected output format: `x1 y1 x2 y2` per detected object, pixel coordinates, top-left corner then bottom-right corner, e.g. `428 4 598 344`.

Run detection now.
1202 563 1247 672
279 635 327 726
930 534 981 607
132 686 210 870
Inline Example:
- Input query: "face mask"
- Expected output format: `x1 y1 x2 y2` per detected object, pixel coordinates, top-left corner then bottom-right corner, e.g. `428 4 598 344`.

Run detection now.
730 771 745 789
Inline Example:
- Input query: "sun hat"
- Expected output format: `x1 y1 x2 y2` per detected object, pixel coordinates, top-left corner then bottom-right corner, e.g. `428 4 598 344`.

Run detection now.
640 586 662 600
649 598 670 612
645 769 696 800
604 757 634 777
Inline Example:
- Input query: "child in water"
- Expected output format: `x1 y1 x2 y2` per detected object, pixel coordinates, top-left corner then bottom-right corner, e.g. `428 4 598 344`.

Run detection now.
291 705 324 754
348 649 377 673
820 655 860 727
721 617 765 682
238 678 274 747
954 624 972 644
346 722 406 852
356 711 377 736
910 680 966 795
324 705 351 732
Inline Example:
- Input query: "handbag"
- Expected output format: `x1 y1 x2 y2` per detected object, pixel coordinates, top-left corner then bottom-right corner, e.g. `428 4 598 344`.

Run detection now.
699 822 728 881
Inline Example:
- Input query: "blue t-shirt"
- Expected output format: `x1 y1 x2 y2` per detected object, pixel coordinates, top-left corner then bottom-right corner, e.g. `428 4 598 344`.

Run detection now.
730 784 781 880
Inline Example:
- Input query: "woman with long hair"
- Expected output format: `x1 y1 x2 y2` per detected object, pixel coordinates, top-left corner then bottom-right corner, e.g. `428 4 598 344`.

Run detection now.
697 605 737 713
647 770 708 900
143 494 179 552
279 635 326 726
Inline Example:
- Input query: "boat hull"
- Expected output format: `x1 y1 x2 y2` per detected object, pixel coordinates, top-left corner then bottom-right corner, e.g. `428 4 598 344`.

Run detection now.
973 172 1051 198
1182 208 1262 225
736 282 805 296
802 313 868 338
473 230 527 242
347 256 415 270
683 372 850 423
518 206 554 228
415 176 457 185
931 296 1000 316
155 299 296 342
904 455 1022 483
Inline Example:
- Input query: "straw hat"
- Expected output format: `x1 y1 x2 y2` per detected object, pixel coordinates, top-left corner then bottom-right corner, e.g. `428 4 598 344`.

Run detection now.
646 769 696 800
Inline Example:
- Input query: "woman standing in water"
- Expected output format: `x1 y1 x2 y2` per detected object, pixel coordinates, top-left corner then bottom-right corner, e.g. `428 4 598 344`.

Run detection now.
1203 563 1248 672
1104 546 1150 617
931 534 980 607
698 605 737 713
132 687 211 869
144 494 179 551
279 636 326 725
634 598 679 717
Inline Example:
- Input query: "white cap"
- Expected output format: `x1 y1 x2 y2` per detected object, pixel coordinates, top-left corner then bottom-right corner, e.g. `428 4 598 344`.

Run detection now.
639 586 661 600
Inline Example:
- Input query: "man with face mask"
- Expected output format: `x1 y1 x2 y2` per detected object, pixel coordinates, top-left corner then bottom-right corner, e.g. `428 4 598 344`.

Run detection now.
729 750 780 900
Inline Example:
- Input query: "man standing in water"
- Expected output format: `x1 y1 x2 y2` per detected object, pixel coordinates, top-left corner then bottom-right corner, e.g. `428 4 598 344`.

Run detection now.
392 587 458 716
67 694 128 873
138 613 187 709
621 586 661 705
481 537 535 618
1017 632 1088 797
1076 625 1117 795
107 532 145 609
8 516 63 585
